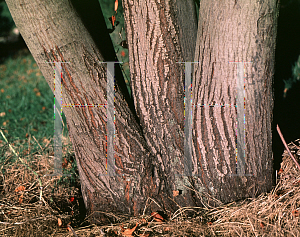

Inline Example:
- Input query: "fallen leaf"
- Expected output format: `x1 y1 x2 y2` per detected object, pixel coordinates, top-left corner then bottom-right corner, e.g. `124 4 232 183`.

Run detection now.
173 190 179 197
62 158 68 168
151 212 164 222
292 210 299 217
58 218 62 227
121 222 138 237
15 186 25 193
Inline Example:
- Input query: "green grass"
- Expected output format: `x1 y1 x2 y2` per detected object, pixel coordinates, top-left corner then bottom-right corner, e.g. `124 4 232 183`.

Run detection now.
0 1 71 167
0 50 78 186
0 50 68 140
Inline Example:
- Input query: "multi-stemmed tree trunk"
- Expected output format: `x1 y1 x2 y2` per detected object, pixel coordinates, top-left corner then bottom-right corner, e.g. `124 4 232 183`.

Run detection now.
5 0 279 224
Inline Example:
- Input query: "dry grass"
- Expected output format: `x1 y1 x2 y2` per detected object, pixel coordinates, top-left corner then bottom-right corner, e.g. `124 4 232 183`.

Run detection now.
0 133 300 236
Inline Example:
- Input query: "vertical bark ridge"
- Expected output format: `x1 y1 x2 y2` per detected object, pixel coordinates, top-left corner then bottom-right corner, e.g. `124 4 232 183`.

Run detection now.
192 0 278 204
122 0 200 214
5 0 160 224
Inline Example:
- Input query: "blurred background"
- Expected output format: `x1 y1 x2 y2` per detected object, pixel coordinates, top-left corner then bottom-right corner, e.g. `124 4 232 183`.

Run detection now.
0 0 299 182
272 0 300 173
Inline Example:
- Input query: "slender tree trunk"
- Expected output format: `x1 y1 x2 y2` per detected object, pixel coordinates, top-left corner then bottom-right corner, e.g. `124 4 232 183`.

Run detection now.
191 0 279 205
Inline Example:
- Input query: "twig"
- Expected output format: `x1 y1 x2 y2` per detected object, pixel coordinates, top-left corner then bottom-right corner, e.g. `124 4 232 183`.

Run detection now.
67 224 78 237
277 124 300 171
100 228 107 236
33 136 43 151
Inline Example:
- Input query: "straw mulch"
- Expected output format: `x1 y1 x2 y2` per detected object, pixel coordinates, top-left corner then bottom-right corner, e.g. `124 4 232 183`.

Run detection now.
0 135 300 236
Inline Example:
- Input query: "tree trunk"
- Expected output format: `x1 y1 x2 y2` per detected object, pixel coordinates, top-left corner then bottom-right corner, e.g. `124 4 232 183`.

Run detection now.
5 0 279 224
191 0 279 205
121 0 202 214
5 0 157 224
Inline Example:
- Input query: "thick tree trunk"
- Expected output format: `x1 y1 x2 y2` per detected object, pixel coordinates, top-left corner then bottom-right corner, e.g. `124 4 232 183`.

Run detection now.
191 0 279 205
5 0 158 224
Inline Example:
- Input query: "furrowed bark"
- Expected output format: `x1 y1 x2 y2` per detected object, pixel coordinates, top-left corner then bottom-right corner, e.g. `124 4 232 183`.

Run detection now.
5 0 279 223
192 0 278 205
122 0 201 214
5 0 156 224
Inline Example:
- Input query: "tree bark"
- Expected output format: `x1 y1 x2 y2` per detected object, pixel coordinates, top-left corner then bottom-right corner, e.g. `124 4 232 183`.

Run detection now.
122 0 201 213
5 0 158 224
5 0 279 224
191 0 279 205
